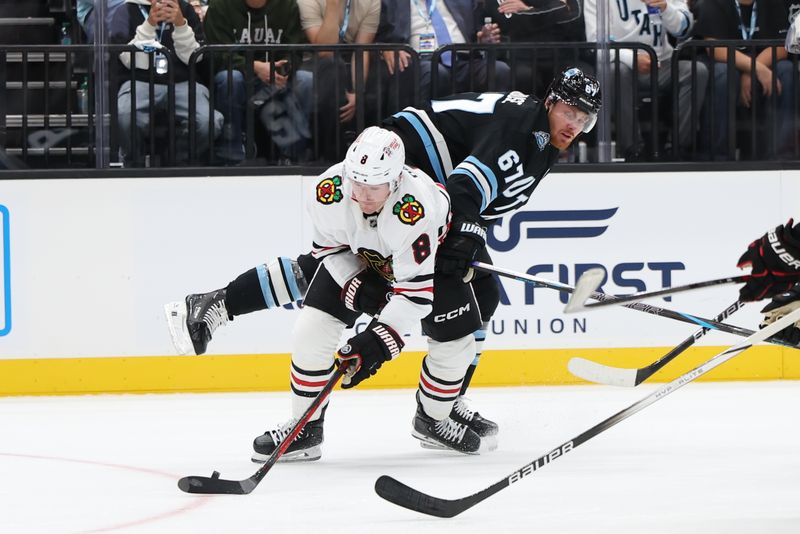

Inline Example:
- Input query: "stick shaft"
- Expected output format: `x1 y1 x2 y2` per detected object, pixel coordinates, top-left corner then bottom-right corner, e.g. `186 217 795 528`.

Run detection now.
473 261 797 348
252 364 346 484
376 306 800 517
579 275 749 309
569 300 744 387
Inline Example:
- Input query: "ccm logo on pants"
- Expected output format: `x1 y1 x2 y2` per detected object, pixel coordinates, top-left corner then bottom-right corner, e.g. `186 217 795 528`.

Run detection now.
434 304 471 323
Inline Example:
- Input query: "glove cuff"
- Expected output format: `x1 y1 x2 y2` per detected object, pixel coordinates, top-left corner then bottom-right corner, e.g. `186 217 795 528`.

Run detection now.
342 275 363 312
370 322 404 359
452 218 487 246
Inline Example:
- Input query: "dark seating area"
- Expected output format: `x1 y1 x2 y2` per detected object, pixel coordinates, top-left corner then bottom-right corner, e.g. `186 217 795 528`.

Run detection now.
0 1 798 170
0 0 93 169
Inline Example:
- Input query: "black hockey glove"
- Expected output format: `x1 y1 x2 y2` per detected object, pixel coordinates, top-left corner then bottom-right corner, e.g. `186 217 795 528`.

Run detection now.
341 270 393 317
437 218 487 281
337 321 404 389
759 284 800 346
737 220 800 301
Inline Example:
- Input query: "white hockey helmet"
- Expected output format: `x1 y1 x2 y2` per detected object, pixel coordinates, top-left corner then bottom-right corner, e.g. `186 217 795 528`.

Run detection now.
344 126 405 191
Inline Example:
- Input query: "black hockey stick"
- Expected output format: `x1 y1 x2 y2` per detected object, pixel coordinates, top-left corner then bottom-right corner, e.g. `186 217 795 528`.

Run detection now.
178 363 346 495
374 305 800 518
567 299 743 387
471 261 799 349
563 268 770 312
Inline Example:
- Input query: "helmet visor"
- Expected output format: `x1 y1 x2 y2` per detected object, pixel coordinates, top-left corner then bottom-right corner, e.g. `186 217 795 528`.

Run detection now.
551 96 598 133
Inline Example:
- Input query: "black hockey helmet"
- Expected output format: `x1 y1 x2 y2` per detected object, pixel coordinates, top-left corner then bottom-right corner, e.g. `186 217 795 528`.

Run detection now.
546 67 602 132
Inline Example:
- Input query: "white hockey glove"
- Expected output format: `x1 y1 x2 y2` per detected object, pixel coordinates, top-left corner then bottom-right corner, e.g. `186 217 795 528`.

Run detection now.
759 285 800 345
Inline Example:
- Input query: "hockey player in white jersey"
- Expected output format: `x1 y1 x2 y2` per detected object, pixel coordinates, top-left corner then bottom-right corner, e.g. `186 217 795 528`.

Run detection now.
166 68 602 447
238 127 492 460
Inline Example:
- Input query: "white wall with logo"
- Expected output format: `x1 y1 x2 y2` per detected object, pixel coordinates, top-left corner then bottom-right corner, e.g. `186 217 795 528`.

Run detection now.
0 171 798 359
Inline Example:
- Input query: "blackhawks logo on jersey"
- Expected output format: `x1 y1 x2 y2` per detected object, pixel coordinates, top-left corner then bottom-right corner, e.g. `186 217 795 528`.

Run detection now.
393 194 425 225
357 248 395 281
316 175 343 204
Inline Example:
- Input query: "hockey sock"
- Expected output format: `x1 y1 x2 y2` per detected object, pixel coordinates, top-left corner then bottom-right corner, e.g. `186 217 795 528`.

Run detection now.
225 258 308 317
225 268 266 317
460 363 478 395
460 323 487 395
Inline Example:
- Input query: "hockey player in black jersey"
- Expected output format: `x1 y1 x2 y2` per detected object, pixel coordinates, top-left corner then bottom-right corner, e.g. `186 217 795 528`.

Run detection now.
379 66 601 424
165 67 602 448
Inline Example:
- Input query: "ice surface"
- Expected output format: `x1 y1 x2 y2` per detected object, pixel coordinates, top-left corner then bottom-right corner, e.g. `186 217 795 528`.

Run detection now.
1 382 798 533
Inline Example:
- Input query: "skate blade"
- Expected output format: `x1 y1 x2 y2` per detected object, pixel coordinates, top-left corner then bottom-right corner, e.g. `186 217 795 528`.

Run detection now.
250 446 322 464
164 301 194 355
411 431 480 455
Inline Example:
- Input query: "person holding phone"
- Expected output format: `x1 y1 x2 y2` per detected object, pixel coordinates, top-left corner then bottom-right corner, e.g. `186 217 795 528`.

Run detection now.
375 0 511 108
109 0 222 166
203 0 314 165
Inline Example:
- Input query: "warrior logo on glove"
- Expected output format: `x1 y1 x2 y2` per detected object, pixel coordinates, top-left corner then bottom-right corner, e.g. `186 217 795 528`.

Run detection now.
337 322 404 389
341 270 393 316
436 218 487 280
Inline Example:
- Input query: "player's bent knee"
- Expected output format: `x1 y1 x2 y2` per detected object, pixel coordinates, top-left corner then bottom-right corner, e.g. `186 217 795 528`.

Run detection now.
292 306 346 370
427 334 476 376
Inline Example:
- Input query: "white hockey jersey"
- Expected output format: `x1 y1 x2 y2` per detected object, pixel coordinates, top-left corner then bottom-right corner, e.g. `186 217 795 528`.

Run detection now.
584 0 693 69
308 164 451 336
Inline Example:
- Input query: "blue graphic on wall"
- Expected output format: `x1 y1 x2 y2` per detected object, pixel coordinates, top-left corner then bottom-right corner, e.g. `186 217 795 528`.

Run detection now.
0 205 9 336
488 208 618 251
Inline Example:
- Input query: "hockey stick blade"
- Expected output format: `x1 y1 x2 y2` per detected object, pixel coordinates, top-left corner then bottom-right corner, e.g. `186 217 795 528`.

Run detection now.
472 261 800 350
375 305 800 518
177 471 256 495
569 300 744 387
563 267 604 313
375 475 499 518
568 357 637 387
177 364 346 495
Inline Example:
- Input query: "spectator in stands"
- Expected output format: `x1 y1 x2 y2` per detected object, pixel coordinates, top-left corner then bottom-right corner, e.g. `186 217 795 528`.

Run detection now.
585 0 708 161
485 0 591 97
297 0 381 160
189 0 208 22
77 0 127 42
204 0 313 165
376 0 511 106
789 1 800 24
694 0 793 159
110 0 222 166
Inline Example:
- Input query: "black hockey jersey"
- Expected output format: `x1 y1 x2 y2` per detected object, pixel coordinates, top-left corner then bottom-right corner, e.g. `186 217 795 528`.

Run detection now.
383 91 560 225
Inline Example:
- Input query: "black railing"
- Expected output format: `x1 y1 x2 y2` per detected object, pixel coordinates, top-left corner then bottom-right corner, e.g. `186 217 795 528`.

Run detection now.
185 43 421 166
1 40 798 170
674 39 800 161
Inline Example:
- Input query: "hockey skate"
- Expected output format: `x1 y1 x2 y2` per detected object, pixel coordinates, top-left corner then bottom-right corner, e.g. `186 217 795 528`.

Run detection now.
251 418 324 463
450 396 499 438
164 289 229 355
412 402 492 454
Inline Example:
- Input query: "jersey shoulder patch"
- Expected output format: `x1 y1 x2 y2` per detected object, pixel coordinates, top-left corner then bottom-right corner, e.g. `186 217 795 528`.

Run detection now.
534 131 550 151
392 193 426 225
316 175 344 205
